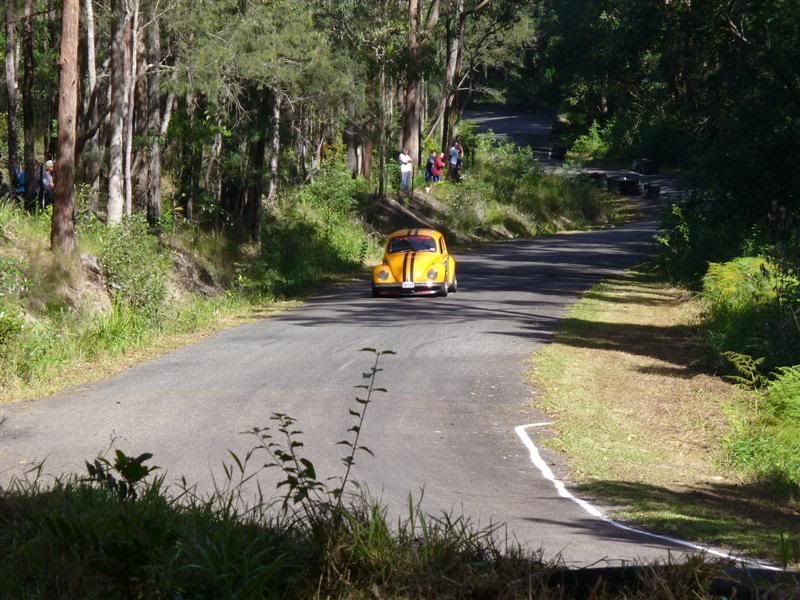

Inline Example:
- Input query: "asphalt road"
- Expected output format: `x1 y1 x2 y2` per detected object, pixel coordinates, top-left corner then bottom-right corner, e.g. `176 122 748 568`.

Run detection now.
0 112 702 566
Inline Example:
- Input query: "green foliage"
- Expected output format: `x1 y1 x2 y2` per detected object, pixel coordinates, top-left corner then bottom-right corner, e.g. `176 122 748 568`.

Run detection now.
565 120 613 163
443 131 613 237
97 216 170 319
0 302 24 349
700 257 799 370
726 362 800 494
260 165 378 296
723 352 767 393
765 366 800 421
86 450 159 503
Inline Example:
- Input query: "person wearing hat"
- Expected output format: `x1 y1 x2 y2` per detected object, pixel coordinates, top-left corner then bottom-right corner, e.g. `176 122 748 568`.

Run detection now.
39 160 55 210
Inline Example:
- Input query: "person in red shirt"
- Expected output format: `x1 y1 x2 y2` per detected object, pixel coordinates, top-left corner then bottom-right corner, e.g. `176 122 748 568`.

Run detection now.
432 152 445 184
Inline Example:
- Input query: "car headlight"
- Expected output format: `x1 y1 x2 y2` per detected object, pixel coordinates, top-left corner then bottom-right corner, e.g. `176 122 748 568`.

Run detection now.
427 269 438 280
378 270 390 281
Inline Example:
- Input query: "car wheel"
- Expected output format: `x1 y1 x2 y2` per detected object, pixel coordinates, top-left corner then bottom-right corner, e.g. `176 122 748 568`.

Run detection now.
437 280 449 297
451 277 458 293
372 285 380 298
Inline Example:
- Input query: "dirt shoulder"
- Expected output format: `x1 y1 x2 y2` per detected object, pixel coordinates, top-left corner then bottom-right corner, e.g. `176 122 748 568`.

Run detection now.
528 266 800 566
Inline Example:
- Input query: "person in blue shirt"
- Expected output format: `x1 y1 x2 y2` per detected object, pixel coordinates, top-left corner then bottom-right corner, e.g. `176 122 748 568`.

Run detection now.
449 142 460 182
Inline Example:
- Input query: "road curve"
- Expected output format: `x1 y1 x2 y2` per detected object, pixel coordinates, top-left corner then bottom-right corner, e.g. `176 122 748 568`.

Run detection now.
0 114 700 566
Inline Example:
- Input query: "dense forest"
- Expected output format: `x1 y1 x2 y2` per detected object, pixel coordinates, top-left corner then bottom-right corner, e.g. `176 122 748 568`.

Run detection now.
1 0 533 248
1 0 797 403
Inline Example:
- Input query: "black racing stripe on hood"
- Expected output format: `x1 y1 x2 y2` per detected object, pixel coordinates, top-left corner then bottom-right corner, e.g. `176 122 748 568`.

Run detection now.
402 253 410 281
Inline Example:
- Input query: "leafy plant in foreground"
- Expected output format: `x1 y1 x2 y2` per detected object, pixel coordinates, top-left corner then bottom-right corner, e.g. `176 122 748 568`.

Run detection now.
230 348 395 529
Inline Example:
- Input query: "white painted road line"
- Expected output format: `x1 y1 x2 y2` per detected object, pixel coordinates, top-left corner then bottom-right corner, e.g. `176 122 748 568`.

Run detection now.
514 423 779 570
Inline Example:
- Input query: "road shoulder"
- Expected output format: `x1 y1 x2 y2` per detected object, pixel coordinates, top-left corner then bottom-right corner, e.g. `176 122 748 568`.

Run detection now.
528 265 800 566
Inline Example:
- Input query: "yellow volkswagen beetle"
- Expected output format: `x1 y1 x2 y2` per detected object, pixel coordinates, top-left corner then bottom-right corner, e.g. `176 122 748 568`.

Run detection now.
372 228 457 297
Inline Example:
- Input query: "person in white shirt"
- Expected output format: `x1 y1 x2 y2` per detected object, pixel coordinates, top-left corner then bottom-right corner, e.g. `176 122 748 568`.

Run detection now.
399 149 413 192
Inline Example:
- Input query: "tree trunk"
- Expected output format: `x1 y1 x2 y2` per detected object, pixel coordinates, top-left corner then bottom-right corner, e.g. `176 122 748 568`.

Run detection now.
51 0 80 255
123 0 140 216
83 0 100 214
22 0 36 210
378 63 386 197
400 0 421 163
146 11 162 226
362 133 373 181
45 0 60 158
266 95 281 206
401 0 441 164
107 0 127 224
5 0 19 194
243 93 270 244
344 121 358 177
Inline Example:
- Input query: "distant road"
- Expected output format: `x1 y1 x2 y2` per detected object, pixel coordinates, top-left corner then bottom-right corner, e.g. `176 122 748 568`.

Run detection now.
463 107 556 159
1 111 707 566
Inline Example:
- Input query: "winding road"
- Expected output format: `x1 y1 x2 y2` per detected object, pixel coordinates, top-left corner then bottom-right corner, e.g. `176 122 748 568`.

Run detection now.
1 112 703 566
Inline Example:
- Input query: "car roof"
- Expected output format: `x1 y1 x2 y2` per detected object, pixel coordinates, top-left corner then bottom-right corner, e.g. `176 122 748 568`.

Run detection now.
387 228 442 239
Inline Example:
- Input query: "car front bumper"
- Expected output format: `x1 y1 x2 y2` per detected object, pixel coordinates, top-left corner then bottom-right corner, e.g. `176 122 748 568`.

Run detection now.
374 281 443 295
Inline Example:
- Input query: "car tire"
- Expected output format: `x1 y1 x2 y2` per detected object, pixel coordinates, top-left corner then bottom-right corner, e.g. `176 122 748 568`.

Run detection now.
372 285 380 298
438 280 449 297
451 277 458 293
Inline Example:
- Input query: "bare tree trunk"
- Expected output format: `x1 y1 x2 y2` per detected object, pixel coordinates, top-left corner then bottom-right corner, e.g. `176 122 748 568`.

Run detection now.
22 0 36 210
266 95 281 206
378 63 386 197
344 122 358 177
401 0 441 164
5 0 19 193
107 0 127 224
146 12 162 226
84 0 100 213
45 0 60 158
400 0 421 163
123 0 140 216
51 0 80 255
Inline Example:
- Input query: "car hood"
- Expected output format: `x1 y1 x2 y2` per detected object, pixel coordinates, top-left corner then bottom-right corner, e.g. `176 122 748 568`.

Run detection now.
384 251 444 282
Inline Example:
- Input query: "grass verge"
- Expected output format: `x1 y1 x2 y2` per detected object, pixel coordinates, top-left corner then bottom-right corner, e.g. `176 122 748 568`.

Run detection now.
528 266 800 567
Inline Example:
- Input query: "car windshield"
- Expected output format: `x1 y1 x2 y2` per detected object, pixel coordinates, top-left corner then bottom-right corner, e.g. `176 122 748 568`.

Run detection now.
388 235 437 253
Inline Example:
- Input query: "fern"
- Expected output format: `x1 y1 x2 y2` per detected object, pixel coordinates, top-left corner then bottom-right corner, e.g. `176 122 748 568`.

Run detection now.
766 365 800 420
723 351 768 391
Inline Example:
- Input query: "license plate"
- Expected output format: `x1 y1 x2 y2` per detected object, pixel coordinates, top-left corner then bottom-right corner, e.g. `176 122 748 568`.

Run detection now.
401 281 415 289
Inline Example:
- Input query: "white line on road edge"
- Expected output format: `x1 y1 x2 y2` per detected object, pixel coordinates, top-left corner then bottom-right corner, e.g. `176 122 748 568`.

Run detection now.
514 423 779 570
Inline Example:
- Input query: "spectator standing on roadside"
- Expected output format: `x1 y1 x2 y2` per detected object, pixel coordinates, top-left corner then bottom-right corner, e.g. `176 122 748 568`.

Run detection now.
39 160 55 210
424 150 436 193
449 141 460 182
433 152 445 185
454 138 465 170
399 148 413 193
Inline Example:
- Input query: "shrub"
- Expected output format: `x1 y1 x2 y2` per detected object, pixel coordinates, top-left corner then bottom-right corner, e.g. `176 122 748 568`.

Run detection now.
97 215 170 319
702 257 799 369
726 362 800 492
765 365 800 421
0 301 23 348
260 165 378 295
565 120 613 163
